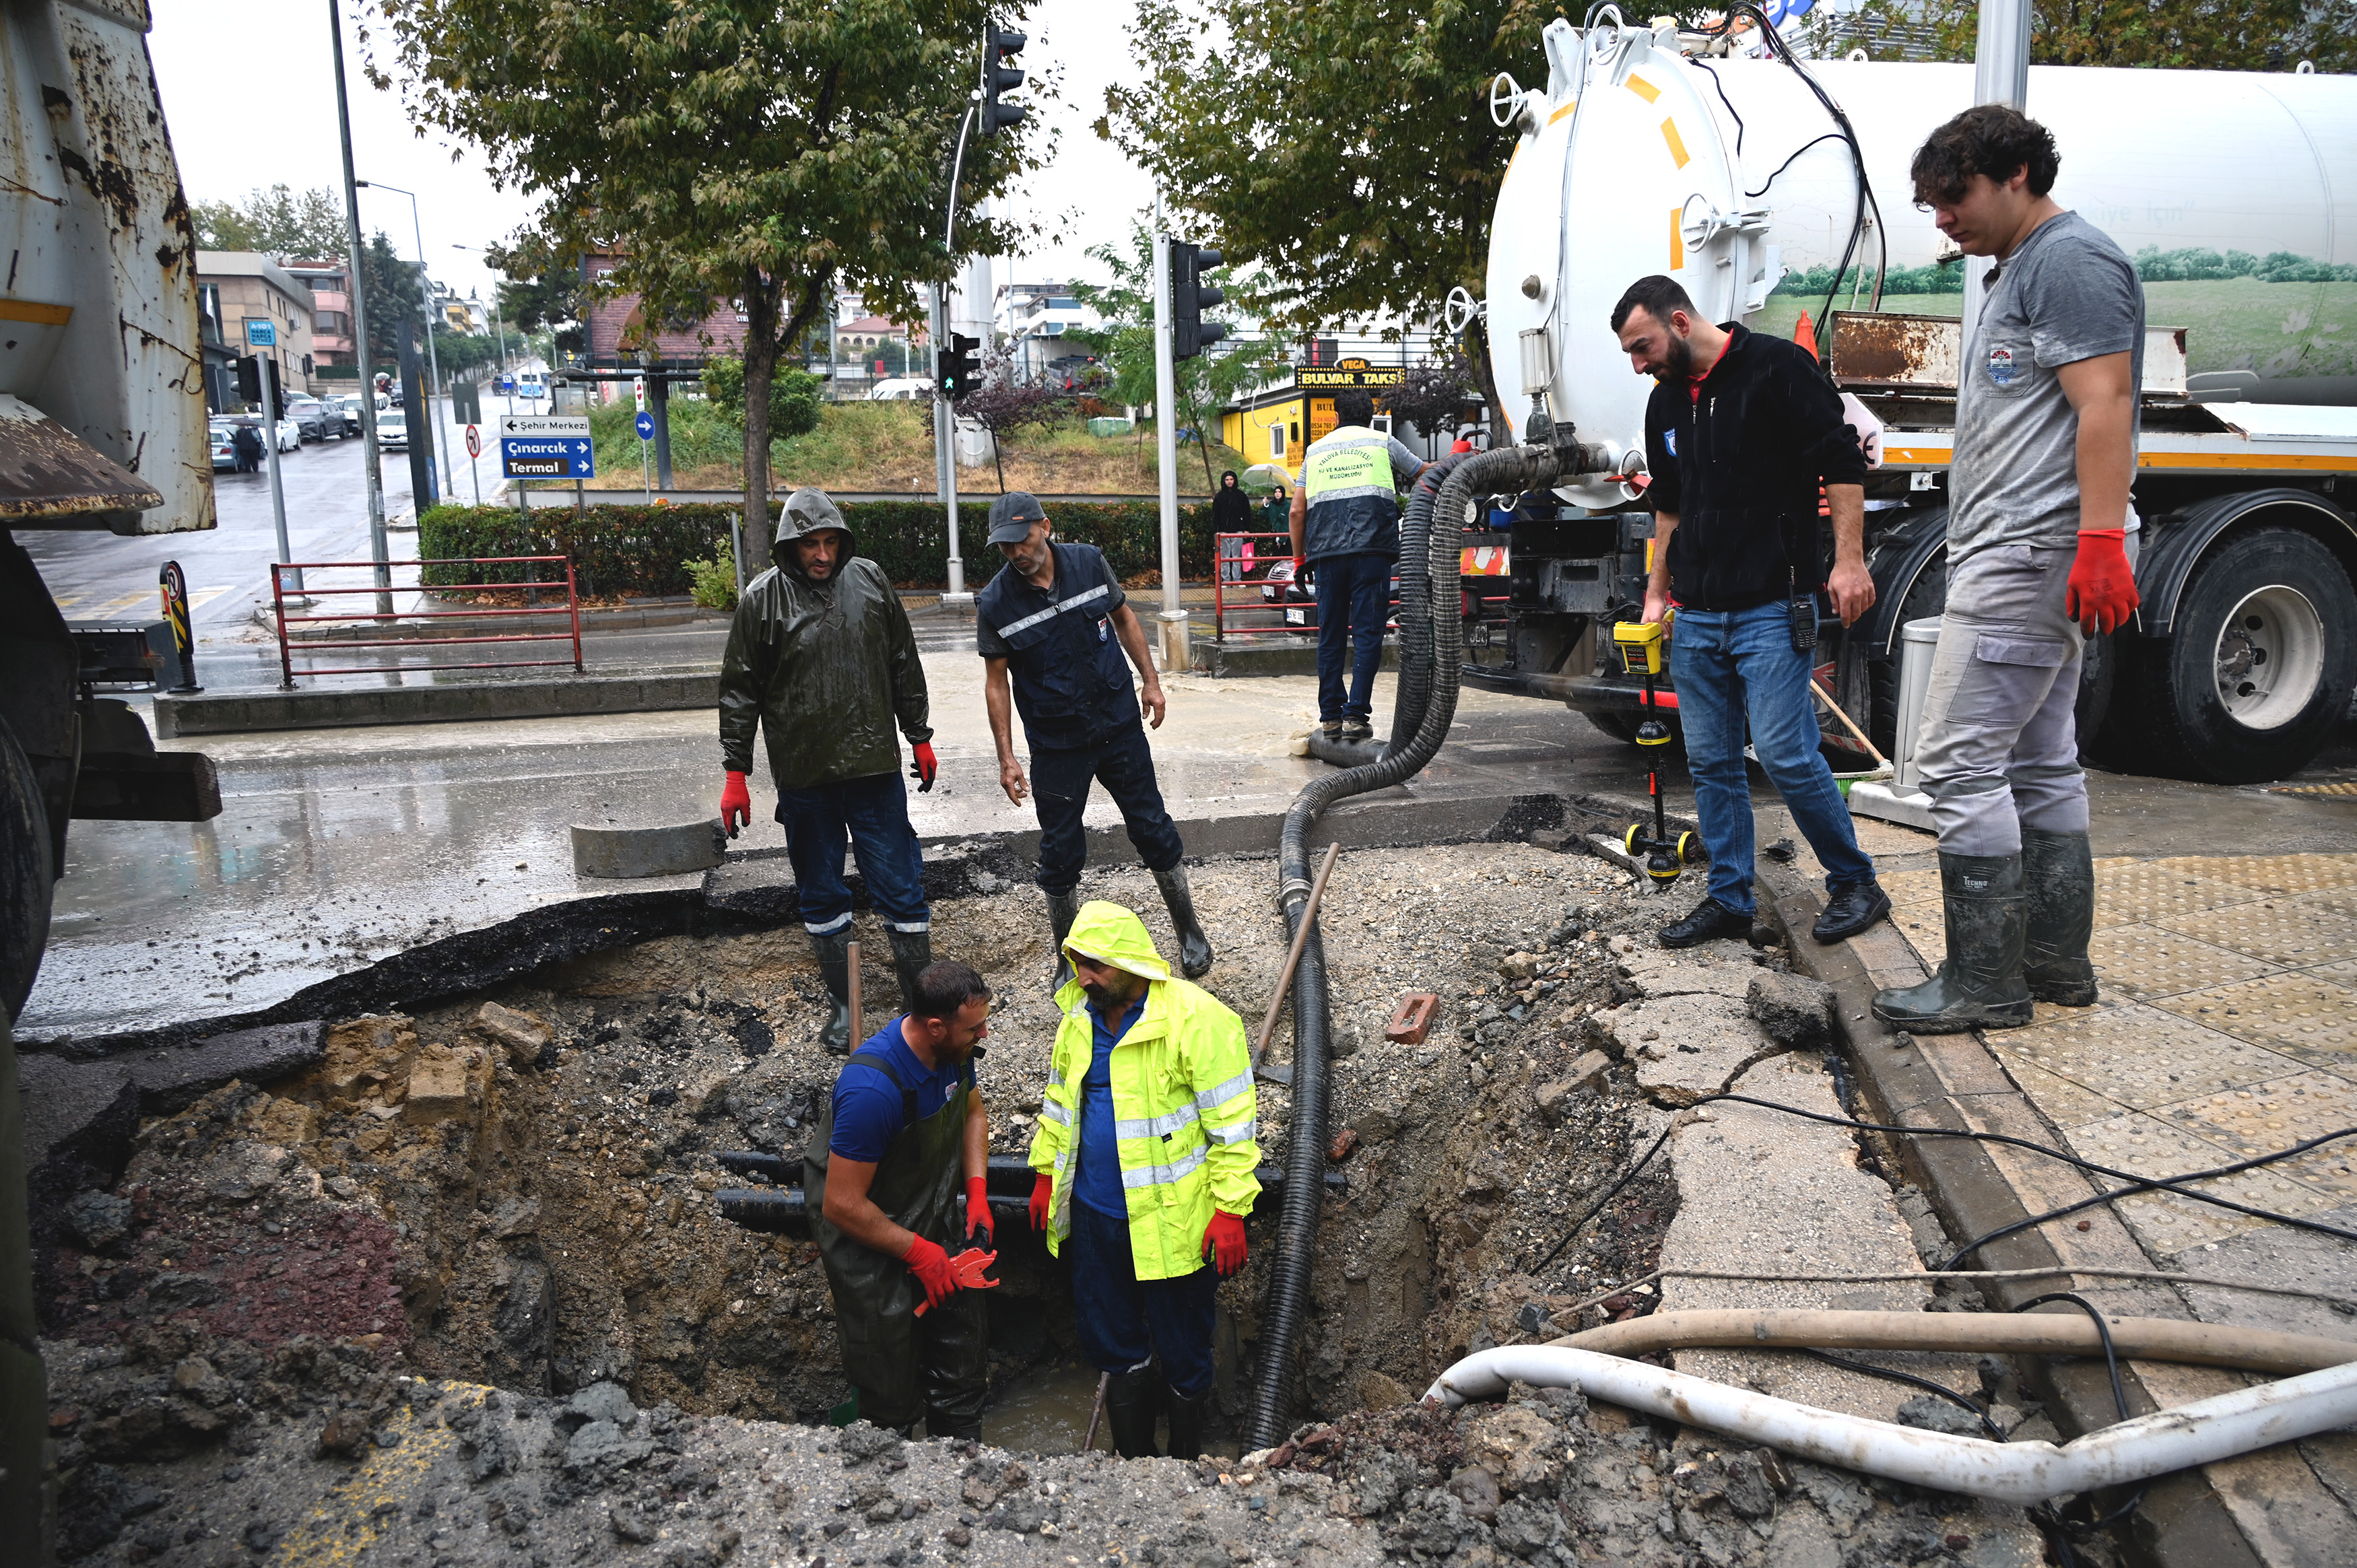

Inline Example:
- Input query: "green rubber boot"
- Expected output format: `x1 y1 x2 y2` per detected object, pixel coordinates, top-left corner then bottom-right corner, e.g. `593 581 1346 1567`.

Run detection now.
810 930 855 1054
1046 889 1082 992
1871 851 2034 1034
887 928 933 1016
2022 828 2098 1007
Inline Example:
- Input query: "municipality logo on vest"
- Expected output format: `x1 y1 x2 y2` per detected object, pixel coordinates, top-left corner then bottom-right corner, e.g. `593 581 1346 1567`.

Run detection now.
1987 346 2017 387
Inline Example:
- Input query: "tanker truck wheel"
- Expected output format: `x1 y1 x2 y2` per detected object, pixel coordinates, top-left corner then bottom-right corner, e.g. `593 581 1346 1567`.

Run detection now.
0 715 53 1023
2125 527 2356 785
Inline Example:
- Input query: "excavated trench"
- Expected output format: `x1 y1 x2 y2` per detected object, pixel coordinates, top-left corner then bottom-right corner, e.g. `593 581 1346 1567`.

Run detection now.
36 846 1690 1464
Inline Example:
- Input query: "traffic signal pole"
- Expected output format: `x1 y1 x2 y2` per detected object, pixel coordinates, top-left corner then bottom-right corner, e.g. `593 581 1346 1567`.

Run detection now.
1152 204 1185 673
932 283 966 603
329 0 392 619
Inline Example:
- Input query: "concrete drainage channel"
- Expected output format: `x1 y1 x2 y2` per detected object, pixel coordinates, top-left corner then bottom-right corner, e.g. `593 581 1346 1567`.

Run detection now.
27 823 2302 1568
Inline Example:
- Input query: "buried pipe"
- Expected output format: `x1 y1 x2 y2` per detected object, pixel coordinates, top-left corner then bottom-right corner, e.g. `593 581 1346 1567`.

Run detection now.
1553 1308 2357 1377
1252 842 1340 1068
1248 444 1560 1451
1420 1344 2357 1507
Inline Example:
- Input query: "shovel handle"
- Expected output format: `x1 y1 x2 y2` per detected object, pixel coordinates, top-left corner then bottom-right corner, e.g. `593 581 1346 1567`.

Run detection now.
1810 678 1889 770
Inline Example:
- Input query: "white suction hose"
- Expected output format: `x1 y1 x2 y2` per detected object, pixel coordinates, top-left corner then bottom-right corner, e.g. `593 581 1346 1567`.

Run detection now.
1421 1344 2357 1506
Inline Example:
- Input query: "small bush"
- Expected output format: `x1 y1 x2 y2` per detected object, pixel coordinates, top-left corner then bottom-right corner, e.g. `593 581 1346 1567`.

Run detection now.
702 355 823 438
685 541 739 610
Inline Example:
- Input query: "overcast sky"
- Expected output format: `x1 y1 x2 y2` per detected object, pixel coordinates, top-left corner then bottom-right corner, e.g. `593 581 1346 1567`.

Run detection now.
148 0 1156 314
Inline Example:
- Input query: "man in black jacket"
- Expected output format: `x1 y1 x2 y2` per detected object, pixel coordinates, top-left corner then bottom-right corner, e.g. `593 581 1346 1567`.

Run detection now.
1616 275 1890 949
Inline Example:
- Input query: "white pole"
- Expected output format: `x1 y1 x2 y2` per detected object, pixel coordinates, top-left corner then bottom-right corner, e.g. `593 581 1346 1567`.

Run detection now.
328 0 389 617
1152 198 1185 671
259 358 294 596
931 285 966 600
1961 0 2032 354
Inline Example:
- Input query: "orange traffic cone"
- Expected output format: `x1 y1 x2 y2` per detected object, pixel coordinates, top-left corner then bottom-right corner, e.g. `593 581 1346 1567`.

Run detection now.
1794 309 1820 360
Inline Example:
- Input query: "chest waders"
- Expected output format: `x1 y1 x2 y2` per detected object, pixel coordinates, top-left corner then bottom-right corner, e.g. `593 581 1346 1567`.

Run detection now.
803 1048 989 1437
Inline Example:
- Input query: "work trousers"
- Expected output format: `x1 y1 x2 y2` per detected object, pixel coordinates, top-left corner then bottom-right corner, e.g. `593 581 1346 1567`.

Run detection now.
1313 552 1391 722
1066 1200 1220 1398
1913 544 2088 857
1669 601 1877 916
778 770 930 936
1030 722 1185 895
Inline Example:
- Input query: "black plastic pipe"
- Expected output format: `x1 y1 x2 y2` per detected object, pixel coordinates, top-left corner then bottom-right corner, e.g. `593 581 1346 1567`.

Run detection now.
1246 444 1557 1451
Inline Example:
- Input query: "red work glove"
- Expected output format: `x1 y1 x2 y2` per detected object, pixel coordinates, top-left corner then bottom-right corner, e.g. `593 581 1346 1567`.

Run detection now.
719 770 752 838
2065 528 2139 636
966 1177 993 1243
1203 1211 1248 1276
908 741 939 793
1028 1173 1053 1233
1291 555 1308 586
901 1234 957 1311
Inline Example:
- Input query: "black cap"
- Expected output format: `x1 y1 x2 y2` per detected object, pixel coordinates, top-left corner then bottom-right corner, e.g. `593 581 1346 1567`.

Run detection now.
987 491 1047 545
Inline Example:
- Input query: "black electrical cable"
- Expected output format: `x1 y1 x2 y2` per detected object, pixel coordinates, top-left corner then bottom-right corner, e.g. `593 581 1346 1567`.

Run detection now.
1525 1093 2357 1279
2016 1293 2151 1546
1690 58 1744 158
1744 131 1846 199
1795 1347 2007 1439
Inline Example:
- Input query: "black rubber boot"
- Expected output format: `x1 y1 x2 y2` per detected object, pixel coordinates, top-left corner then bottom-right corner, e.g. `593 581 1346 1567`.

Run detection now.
1047 889 1082 991
2022 828 2098 1007
810 930 855 1054
1163 1383 1209 1460
887 928 933 1016
1871 852 2034 1034
1152 864 1215 978
1104 1367 1161 1459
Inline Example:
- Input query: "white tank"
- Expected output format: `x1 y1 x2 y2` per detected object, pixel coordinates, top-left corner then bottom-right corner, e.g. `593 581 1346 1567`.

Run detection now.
1484 18 2357 507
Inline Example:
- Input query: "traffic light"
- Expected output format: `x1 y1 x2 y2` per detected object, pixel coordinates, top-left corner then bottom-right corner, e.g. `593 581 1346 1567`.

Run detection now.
937 332 982 397
1170 242 1228 361
233 354 284 414
982 26 1026 137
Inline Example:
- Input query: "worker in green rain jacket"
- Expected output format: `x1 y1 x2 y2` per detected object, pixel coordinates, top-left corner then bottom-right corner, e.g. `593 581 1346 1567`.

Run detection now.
1022 901 1258 1460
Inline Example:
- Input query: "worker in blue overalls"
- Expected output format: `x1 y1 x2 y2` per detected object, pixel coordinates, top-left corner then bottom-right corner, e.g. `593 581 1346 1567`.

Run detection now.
977 491 1213 987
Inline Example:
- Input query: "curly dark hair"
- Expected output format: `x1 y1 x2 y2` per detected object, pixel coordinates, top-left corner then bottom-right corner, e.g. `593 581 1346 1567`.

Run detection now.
1911 104 2059 205
1331 388 1376 427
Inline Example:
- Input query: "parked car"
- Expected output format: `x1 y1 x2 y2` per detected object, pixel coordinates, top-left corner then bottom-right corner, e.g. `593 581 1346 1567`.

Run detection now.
376 407 408 451
216 413 300 454
284 396 334 442
208 419 238 471
867 378 927 401
333 394 364 436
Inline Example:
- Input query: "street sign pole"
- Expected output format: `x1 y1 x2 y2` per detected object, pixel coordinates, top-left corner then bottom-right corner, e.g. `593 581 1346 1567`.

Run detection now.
465 423 482 506
329 0 394 619
251 331 300 604
635 380 652 503
1152 196 1187 672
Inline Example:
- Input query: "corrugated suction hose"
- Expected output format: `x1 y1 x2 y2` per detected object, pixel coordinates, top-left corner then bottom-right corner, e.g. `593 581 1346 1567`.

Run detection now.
1247 445 1558 1451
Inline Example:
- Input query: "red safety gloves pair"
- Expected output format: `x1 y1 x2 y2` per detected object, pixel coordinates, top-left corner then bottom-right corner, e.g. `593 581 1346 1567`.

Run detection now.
2067 529 2139 636
904 1232 1000 1316
908 741 938 792
720 771 752 838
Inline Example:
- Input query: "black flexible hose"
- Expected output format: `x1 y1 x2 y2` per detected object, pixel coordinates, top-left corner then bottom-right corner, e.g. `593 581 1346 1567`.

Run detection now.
1247 444 1557 1450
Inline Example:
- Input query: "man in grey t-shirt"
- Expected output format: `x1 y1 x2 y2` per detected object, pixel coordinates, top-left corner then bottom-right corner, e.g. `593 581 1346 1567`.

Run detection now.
1874 104 2144 1036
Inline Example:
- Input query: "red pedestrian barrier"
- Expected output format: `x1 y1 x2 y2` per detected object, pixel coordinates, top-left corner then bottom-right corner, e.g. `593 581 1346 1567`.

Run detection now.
1211 530 1314 642
271 555 584 687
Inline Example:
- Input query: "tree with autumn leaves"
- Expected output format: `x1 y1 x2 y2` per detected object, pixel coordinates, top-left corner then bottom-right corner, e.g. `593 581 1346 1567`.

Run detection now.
366 0 1049 521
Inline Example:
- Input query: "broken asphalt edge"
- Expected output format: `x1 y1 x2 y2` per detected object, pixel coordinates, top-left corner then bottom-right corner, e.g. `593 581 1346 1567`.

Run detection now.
1753 859 2286 1568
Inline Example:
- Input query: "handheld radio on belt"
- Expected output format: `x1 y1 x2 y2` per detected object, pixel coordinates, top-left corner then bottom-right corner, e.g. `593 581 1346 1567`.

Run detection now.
1612 619 1697 889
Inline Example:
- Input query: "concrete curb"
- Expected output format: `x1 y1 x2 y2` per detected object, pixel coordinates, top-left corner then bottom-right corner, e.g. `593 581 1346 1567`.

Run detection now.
154 671 721 737
1754 862 2288 1568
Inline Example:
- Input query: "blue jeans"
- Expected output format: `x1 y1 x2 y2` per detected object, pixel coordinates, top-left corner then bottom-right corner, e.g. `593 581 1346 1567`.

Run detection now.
1066 1199 1219 1397
1030 722 1185 895
777 771 929 935
1669 602 1875 916
1313 552 1390 722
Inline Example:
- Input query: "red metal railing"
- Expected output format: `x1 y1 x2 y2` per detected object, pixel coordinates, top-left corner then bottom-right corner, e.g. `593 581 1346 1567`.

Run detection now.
1211 531 1314 642
271 555 584 687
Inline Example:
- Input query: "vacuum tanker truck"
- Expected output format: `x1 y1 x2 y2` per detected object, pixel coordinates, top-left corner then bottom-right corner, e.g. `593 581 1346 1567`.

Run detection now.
1466 13 2357 786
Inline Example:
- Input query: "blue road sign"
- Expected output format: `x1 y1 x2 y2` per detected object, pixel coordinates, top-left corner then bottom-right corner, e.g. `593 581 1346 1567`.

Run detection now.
635 411 655 440
244 319 277 347
498 415 595 479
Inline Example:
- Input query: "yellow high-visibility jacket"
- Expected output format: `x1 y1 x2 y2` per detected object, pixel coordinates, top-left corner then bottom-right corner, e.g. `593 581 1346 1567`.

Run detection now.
1025 901 1259 1280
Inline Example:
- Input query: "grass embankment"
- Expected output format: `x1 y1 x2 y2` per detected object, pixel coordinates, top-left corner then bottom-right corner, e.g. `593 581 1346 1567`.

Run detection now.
584 397 1248 497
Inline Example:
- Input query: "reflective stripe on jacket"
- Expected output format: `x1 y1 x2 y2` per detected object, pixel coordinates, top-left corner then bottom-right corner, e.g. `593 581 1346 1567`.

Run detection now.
1300 425 1405 561
1024 900 1259 1280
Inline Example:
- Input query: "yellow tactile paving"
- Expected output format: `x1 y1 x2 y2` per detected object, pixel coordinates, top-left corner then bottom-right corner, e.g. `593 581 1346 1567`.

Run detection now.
1993 1051 2125 1130
2302 959 2357 989
2157 852 2357 897
2152 973 2357 1072
2288 884 2357 920
2085 923 2278 1002
1999 998 2309 1110
2154 900 2357 969
1879 866 1947 908
2067 1109 2346 1254
2156 1072 2357 1199
2087 864 2265 930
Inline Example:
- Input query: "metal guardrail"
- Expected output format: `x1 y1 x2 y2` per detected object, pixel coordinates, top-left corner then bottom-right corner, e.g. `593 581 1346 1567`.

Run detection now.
270 555 584 687
1211 530 1313 642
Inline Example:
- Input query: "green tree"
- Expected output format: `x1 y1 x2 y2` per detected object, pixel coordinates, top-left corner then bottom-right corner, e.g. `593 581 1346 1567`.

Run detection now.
1828 0 2356 69
372 0 1051 522
702 355 824 440
190 183 352 259
1067 223 1291 487
359 231 426 374
1109 1 1562 430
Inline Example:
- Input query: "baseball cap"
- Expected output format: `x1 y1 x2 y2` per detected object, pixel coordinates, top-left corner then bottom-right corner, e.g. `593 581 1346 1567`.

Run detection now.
987 491 1047 545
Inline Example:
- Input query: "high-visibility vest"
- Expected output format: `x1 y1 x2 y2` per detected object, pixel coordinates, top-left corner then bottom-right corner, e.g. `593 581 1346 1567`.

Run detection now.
1300 424 1405 559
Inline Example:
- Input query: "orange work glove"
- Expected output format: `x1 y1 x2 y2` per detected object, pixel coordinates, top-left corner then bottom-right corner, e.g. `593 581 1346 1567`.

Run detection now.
908 741 939 792
1028 1173 1053 1233
720 771 752 837
2065 528 2139 636
1203 1211 1248 1276
901 1234 957 1311
965 1177 993 1243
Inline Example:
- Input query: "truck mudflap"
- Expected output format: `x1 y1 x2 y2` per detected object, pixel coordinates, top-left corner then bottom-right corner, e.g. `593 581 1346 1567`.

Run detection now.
1461 663 1678 710
69 749 220 822
0 394 163 529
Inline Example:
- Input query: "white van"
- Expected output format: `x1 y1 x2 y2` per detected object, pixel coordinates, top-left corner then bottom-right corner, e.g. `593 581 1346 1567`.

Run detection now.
867 378 927 401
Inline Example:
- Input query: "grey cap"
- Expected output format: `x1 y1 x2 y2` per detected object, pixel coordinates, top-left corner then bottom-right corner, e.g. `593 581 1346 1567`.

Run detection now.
987 491 1047 545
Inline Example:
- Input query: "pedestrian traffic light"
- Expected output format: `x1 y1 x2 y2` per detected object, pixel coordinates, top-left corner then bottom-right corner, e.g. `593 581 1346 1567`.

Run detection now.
937 332 982 397
982 26 1026 137
1171 243 1228 362
233 354 284 414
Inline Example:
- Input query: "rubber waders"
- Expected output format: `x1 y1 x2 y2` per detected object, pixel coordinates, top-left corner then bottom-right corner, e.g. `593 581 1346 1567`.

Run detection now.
2021 827 2098 1006
1047 889 1082 990
1870 851 2034 1033
811 930 855 1054
1164 1382 1209 1460
1152 864 1215 979
1104 1366 1162 1458
888 928 934 1015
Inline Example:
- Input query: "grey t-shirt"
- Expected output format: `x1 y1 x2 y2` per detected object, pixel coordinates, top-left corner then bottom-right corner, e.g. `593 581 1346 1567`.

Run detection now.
1948 210 2144 566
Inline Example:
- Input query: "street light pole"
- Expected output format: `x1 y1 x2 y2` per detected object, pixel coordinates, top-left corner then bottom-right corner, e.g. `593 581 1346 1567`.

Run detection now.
327 0 391 617
358 180 446 506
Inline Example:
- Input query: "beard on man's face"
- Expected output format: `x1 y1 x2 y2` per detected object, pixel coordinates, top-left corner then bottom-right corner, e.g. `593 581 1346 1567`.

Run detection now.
1655 332 1694 382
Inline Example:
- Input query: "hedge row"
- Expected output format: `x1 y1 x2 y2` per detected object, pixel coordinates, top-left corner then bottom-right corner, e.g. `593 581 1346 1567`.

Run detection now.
416 497 1224 595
